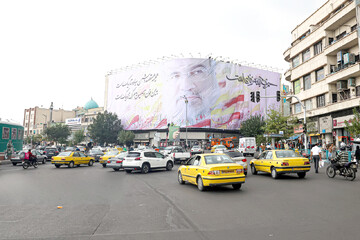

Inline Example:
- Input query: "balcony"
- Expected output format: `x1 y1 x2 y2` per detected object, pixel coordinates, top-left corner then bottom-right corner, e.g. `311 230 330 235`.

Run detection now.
326 63 360 84
324 1 356 31
284 47 291 62
284 68 291 81
324 30 358 56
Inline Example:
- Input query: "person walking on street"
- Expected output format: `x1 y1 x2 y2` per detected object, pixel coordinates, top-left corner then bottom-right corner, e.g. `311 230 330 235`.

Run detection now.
355 146 360 164
311 143 321 173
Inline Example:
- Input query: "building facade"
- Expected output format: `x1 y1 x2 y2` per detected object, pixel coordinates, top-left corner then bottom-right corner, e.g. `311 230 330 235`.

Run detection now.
23 106 75 137
284 0 360 147
0 120 24 160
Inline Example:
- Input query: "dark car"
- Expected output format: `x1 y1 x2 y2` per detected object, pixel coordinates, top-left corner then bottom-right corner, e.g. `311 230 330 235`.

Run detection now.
88 149 104 162
43 147 59 159
11 150 47 165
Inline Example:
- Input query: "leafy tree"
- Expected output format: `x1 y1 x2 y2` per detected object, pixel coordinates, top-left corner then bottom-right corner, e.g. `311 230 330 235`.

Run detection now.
44 124 71 145
240 115 266 137
345 108 360 138
118 130 135 148
73 129 85 145
24 134 43 145
88 111 123 145
262 109 297 139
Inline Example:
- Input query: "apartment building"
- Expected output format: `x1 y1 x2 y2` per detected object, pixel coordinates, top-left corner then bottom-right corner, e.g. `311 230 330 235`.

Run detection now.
284 0 360 147
23 107 75 137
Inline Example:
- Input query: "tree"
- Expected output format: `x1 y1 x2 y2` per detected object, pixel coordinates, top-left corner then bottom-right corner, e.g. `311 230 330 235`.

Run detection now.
24 134 43 145
118 130 135 148
88 111 123 145
345 108 360 138
44 124 71 145
73 129 85 145
262 109 297 139
240 115 266 145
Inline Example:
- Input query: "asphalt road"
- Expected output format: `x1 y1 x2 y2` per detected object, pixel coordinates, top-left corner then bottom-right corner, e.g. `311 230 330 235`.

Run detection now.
0 160 359 240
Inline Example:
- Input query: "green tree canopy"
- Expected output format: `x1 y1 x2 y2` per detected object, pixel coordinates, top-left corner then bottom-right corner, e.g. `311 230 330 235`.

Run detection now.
88 111 123 145
262 109 297 139
73 129 85 145
240 115 266 137
345 108 360 138
118 130 135 148
44 124 71 144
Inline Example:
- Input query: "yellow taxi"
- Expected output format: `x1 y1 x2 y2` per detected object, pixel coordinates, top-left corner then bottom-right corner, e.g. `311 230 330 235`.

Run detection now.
249 150 311 179
99 149 119 167
51 151 95 168
210 145 227 153
177 153 246 191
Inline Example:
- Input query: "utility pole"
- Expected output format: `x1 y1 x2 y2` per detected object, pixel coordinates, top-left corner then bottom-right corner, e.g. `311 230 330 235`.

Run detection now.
182 95 188 147
49 102 54 127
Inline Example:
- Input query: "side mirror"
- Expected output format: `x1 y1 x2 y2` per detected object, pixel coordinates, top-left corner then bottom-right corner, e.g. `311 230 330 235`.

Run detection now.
254 153 260 159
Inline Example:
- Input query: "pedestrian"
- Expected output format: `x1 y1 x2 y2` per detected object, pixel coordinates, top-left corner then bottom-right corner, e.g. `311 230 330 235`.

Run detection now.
355 146 360 164
310 143 322 173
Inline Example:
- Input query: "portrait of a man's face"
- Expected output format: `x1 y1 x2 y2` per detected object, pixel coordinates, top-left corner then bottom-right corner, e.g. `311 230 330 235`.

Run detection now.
162 58 220 125
2 127 10 139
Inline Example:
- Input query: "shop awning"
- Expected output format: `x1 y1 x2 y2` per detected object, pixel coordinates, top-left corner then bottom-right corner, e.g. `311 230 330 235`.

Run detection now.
308 133 320 136
289 134 302 140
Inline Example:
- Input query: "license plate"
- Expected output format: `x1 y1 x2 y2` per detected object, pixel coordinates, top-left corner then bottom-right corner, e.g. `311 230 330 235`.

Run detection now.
221 170 234 174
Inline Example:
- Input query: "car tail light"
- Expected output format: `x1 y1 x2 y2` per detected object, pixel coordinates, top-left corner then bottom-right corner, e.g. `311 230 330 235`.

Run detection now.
107 161 111 163
242 159 247 162
208 170 220 175
247 146 250 148
173 153 175 157
236 169 243 174
51 157 54 160
304 161 310 165
135 157 141 160
100 157 103 160
55 151 59 154
281 162 289 166
116 160 122 163
61 158 65 160
251 146 254 148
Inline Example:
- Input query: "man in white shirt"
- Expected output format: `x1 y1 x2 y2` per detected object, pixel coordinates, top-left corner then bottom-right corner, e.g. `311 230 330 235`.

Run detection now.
310 143 322 173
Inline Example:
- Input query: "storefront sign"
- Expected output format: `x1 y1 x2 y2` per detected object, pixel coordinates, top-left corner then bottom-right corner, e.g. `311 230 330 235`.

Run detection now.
333 115 354 129
319 116 332 133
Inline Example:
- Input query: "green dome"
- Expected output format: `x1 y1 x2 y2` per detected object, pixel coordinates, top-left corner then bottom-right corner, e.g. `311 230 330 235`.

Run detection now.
84 98 99 110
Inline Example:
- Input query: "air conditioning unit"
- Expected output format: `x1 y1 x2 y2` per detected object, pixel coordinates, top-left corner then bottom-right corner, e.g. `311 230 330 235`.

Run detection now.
343 53 355 64
348 78 356 87
337 80 348 91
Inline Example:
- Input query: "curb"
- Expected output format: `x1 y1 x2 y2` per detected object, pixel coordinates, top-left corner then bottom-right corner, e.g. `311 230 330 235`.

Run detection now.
0 160 12 165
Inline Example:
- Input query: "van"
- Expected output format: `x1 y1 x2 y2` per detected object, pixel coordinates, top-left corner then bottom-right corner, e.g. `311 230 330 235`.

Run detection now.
238 137 256 156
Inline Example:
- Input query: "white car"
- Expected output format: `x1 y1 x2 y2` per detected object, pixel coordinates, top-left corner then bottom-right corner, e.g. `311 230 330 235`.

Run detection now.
224 151 248 175
123 151 174 174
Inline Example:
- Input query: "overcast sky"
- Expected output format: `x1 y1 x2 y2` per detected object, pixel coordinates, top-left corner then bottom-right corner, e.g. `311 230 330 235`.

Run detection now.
0 0 325 124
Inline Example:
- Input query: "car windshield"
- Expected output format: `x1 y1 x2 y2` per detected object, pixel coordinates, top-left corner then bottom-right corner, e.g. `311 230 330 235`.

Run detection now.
204 155 235 164
275 151 301 158
105 151 118 156
226 152 243 158
164 147 174 150
115 152 127 158
57 152 72 157
192 146 200 149
127 152 141 157
66 147 74 150
90 150 102 154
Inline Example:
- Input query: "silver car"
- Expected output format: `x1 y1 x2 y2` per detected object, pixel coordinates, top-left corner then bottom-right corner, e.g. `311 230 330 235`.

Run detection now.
224 151 248 175
106 152 128 171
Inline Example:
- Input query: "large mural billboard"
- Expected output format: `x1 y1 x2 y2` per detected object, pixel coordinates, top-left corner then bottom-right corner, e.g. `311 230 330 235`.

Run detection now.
106 58 281 130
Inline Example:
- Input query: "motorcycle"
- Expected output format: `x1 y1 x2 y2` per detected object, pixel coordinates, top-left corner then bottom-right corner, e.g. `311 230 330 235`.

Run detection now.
22 157 38 169
326 159 356 181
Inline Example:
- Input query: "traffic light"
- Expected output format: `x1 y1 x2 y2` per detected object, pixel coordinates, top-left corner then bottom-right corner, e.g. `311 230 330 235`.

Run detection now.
250 92 255 102
303 124 307 134
276 91 281 102
256 91 260 102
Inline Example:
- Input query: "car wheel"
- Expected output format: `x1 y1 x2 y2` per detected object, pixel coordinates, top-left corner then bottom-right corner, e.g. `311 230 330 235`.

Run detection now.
197 176 205 191
125 169 132 173
297 172 306 179
102 164 106 168
251 164 257 175
68 161 74 168
178 171 185 184
88 160 94 166
271 167 278 179
12 162 17 166
55 164 61 168
113 168 120 171
232 184 242 190
244 171 247 176
141 163 150 174
166 161 173 171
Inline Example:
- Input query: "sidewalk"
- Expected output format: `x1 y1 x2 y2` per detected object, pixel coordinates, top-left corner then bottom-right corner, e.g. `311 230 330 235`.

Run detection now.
0 160 12 165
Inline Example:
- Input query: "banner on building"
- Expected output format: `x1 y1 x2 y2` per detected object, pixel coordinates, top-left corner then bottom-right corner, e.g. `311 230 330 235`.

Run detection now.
169 126 180 142
65 118 81 125
106 58 281 130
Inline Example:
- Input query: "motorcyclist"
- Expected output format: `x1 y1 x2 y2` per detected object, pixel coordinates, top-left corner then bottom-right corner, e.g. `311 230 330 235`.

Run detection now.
24 149 34 163
333 142 349 168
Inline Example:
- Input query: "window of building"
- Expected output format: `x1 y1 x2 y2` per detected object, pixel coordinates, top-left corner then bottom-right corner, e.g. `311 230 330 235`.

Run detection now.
315 68 324 81
356 86 360 96
305 99 312 110
351 24 357 32
339 89 350 100
332 93 338 103
329 37 334 45
292 55 300 68
336 31 347 40
314 41 322 55
316 94 325 107
84 118 88 122
294 103 302 113
302 49 310 62
303 74 311 90
293 79 301 94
